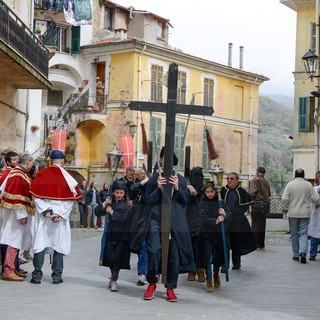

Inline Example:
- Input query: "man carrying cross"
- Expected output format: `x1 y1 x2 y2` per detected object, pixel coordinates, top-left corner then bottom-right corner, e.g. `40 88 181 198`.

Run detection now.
129 62 213 301
142 147 194 302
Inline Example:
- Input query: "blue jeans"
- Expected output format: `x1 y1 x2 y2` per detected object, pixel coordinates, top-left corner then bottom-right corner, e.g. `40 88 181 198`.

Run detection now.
87 205 97 227
137 240 148 276
32 250 64 281
289 217 310 257
310 237 320 257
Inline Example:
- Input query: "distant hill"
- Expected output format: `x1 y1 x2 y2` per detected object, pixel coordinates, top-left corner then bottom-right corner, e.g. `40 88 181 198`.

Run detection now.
266 95 293 109
257 96 294 195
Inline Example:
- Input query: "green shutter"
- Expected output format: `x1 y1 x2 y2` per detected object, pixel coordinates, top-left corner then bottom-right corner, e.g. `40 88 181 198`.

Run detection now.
71 26 80 54
298 97 308 131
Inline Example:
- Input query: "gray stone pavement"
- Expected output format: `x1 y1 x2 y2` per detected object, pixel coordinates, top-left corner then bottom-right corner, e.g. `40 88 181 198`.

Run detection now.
1 218 320 320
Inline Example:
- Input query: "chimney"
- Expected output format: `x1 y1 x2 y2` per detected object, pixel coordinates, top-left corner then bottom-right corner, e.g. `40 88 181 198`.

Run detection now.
228 43 233 67
114 28 127 41
239 46 244 70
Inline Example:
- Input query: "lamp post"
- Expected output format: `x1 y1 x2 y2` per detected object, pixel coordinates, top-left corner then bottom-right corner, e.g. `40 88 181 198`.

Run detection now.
208 163 229 282
106 145 122 183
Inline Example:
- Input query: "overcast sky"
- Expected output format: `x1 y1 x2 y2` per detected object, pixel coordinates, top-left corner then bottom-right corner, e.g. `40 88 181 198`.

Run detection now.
114 0 297 98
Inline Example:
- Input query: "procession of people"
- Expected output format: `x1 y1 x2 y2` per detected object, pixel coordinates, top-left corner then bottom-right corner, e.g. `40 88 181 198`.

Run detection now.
1 147 319 303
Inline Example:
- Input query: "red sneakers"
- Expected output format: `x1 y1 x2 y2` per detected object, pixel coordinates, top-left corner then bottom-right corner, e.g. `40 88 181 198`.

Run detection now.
166 288 178 302
143 284 157 300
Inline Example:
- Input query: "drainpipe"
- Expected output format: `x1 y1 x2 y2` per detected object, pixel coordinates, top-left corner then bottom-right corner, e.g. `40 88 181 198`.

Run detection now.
315 0 320 171
135 45 147 167
248 77 258 184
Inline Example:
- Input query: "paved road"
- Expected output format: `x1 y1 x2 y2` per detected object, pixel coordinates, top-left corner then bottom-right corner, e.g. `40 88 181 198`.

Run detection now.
1 219 319 320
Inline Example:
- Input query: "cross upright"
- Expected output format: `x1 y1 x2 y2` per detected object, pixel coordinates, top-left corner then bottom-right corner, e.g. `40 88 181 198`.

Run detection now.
129 62 214 283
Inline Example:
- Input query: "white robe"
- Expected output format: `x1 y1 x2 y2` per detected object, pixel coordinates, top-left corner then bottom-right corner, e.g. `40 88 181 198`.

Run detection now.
32 197 74 255
0 207 33 250
308 186 320 239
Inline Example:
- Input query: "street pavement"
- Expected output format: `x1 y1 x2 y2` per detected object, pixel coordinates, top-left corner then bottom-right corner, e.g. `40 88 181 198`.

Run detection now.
1 219 319 320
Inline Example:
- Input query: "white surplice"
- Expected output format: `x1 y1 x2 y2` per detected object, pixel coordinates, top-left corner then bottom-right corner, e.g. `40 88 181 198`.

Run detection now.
32 197 74 255
0 207 33 250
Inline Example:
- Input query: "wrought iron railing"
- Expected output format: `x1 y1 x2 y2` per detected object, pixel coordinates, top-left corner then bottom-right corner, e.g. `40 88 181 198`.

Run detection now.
54 90 107 130
0 0 49 77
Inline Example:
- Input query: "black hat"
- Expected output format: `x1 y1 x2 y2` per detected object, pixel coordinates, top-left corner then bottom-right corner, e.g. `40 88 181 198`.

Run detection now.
159 147 178 166
112 180 127 191
257 167 266 175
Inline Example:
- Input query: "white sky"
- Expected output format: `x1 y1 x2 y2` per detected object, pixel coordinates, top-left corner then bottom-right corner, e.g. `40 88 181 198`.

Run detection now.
114 0 297 98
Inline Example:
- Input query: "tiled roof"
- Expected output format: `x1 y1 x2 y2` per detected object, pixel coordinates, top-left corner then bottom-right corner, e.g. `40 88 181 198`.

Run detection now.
92 36 136 46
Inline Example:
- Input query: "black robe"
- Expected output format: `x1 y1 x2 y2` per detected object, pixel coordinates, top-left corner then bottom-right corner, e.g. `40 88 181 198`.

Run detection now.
144 172 195 274
197 198 232 268
221 185 256 255
101 199 132 270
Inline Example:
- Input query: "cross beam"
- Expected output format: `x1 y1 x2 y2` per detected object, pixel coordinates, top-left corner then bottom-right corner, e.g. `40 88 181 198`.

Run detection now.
129 63 214 283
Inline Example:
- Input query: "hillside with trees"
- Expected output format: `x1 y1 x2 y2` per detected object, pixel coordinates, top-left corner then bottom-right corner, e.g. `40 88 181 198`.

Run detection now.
257 96 294 195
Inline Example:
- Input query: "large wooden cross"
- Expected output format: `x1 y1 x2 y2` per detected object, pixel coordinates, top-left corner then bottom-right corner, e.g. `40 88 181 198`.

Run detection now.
129 62 214 283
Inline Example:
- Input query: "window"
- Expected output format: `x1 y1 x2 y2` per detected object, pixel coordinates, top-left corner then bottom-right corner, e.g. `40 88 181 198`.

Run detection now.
177 71 186 105
202 126 212 169
311 22 316 52
150 117 162 163
156 22 164 39
151 65 163 102
104 8 113 30
203 78 214 107
174 121 186 169
47 90 63 106
299 97 315 132
56 25 68 52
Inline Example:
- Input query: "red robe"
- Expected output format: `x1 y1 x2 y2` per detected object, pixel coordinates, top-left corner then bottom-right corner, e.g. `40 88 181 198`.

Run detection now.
30 166 81 201
0 167 34 214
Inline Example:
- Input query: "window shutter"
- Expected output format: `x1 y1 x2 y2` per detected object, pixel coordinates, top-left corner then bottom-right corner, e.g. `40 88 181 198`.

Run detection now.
299 97 308 131
71 26 80 54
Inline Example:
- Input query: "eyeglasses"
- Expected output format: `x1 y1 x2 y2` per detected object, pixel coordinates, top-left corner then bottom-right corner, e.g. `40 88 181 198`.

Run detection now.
227 177 235 180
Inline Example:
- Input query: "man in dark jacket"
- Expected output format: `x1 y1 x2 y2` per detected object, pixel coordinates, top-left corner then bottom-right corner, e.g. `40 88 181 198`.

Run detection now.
142 147 194 302
221 172 256 271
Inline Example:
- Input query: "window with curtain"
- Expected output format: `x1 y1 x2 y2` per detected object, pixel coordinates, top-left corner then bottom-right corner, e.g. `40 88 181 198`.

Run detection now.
151 65 163 102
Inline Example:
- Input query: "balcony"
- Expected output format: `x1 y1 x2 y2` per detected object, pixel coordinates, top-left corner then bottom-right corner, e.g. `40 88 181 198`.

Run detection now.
0 1 51 89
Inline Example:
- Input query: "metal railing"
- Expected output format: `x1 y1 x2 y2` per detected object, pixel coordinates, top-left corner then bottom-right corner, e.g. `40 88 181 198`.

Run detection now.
0 0 49 77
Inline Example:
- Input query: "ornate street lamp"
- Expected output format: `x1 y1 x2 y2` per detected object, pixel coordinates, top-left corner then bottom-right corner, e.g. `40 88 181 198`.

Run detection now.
106 145 122 183
301 49 319 79
208 163 229 282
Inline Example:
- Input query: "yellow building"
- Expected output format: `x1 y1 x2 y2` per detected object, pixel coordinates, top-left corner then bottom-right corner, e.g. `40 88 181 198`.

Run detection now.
33 1 267 188
281 0 320 179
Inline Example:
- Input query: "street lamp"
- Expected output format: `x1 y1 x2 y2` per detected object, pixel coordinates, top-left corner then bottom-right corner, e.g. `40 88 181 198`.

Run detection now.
106 145 122 183
302 50 320 80
129 123 138 137
208 163 229 282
